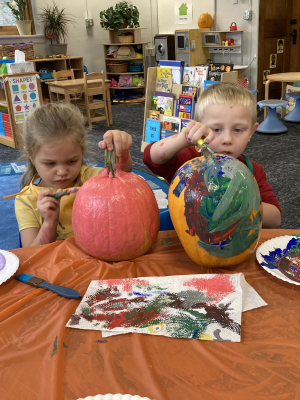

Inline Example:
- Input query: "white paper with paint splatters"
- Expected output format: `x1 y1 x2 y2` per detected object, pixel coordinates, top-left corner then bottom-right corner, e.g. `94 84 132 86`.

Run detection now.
66 273 267 342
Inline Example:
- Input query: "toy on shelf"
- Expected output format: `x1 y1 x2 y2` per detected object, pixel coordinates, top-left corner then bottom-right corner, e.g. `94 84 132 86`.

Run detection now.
230 22 237 31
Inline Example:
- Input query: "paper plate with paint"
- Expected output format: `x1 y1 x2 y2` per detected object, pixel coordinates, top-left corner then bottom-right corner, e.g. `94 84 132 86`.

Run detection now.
77 394 153 400
0 249 19 285
256 235 300 285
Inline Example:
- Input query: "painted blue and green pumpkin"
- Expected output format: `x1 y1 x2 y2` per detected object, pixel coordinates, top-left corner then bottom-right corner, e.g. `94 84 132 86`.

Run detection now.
168 154 262 267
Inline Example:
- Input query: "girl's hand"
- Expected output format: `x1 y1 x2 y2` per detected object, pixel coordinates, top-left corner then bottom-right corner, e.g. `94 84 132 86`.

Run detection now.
37 189 62 226
183 121 215 146
98 130 133 157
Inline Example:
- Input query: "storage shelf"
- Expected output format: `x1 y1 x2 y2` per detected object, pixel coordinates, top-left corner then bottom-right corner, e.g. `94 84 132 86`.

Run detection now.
105 58 142 61
110 86 145 90
107 72 144 75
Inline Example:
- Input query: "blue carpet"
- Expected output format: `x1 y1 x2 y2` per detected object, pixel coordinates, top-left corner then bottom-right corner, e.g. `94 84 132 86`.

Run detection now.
0 174 22 250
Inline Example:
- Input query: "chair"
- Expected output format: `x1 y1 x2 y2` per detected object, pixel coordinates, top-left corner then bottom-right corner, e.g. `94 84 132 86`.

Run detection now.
77 72 110 129
284 92 300 122
49 69 78 102
256 100 288 133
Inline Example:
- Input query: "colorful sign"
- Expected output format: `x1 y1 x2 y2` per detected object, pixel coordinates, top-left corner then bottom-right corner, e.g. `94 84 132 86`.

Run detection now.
8 75 40 124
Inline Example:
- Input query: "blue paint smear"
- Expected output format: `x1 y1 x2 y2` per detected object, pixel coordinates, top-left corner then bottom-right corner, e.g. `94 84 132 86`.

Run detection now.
260 237 300 269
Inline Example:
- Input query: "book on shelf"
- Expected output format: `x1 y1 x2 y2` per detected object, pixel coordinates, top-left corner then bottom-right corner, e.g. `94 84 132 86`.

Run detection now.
182 67 196 85
149 110 160 120
157 67 172 79
175 94 193 119
162 115 181 133
156 93 174 116
159 60 184 84
145 118 161 143
194 66 209 86
182 85 200 103
181 119 190 132
161 128 177 140
208 63 234 81
155 77 173 93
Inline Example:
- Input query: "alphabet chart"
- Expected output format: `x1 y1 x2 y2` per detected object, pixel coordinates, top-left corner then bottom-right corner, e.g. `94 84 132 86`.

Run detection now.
8 75 41 124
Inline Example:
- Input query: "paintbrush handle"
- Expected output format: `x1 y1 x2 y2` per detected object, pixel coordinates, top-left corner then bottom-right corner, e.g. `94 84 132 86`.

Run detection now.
38 281 82 299
53 190 69 199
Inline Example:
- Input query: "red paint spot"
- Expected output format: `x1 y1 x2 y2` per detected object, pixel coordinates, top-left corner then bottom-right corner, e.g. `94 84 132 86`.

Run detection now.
13 289 21 294
172 134 178 139
101 278 149 293
159 142 165 147
183 275 235 301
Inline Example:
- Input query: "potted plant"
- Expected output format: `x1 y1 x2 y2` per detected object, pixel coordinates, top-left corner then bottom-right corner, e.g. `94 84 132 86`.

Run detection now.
6 0 32 35
100 1 140 32
38 2 75 55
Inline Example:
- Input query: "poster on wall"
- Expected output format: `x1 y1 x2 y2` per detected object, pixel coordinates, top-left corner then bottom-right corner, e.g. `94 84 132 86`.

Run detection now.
8 75 40 124
175 1 193 24
263 70 270 84
270 54 277 68
277 39 284 53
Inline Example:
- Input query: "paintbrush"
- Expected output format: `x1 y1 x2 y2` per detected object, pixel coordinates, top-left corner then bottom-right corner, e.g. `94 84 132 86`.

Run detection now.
15 273 82 299
53 187 78 199
195 138 215 163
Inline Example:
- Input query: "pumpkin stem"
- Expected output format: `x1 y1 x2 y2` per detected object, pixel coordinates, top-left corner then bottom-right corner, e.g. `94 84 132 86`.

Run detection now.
104 144 117 177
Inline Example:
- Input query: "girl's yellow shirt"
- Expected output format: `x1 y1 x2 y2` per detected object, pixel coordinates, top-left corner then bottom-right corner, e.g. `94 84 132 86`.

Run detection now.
15 165 102 240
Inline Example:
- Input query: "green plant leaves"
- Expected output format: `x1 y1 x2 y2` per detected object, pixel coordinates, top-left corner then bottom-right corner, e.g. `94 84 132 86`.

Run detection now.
99 1 140 32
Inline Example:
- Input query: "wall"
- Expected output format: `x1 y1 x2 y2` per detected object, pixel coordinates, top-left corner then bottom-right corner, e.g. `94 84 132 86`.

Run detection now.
157 0 259 89
31 0 159 73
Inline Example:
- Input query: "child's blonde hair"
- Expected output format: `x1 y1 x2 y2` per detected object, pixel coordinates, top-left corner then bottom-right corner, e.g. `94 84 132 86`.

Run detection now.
21 102 88 187
195 82 257 124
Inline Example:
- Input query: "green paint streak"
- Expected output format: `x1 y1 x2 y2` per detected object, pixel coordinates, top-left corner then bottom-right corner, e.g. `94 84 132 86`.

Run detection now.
162 151 180 164
289 235 300 255
51 336 58 357
161 232 172 247
63 342 68 348
196 159 261 258
82 307 91 315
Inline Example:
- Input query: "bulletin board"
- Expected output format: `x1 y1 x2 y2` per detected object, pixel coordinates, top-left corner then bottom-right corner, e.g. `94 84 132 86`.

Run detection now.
2 72 43 148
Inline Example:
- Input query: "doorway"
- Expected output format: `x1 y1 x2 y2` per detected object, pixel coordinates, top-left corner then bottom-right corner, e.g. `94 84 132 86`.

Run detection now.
257 0 300 101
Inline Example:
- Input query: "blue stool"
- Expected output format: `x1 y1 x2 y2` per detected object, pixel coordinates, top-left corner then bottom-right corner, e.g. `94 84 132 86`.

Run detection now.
284 92 300 122
249 89 258 95
257 100 288 133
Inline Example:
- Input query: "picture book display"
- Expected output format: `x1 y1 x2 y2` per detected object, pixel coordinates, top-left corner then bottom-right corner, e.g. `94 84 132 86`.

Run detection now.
194 66 208 86
175 94 193 119
155 77 173 93
153 91 173 116
67 273 267 342
148 110 160 120
208 63 234 81
157 67 172 79
162 115 181 132
182 67 195 85
145 118 161 143
8 75 41 124
159 60 184 85
182 85 200 103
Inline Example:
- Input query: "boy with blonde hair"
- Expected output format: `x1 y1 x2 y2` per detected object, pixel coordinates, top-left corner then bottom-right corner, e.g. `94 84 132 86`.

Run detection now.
143 82 281 228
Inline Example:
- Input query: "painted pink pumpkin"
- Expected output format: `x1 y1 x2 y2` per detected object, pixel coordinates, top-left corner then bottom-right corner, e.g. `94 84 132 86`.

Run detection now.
72 163 160 261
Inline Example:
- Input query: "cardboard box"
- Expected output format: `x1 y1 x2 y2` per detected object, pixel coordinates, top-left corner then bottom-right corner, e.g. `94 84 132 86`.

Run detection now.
7 62 35 74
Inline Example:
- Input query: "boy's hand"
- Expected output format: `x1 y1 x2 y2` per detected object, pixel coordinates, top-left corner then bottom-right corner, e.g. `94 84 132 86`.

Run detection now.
99 130 133 157
183 121 215 146
37 189 61 225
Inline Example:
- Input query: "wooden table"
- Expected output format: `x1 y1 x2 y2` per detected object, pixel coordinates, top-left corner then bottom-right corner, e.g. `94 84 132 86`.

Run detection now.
46 78 113 125
264 72 300 119
1 229 300 400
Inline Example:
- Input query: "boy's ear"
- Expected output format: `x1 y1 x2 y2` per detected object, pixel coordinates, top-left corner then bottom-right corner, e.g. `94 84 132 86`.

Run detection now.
249 122 259 140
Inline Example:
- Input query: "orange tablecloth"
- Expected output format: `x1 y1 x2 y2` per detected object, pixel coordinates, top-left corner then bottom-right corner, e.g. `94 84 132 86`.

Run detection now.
1 229 300 400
